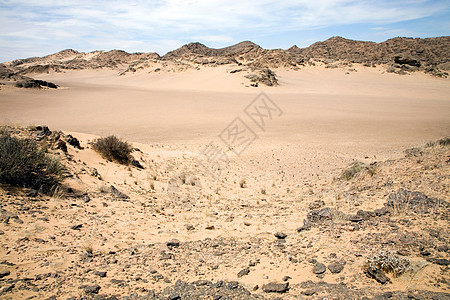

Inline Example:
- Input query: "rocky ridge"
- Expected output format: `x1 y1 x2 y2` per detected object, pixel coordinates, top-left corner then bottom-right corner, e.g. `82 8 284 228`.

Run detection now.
1 36 449 88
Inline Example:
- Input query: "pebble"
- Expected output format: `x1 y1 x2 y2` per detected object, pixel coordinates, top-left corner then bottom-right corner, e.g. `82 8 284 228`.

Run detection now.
313 262 326 274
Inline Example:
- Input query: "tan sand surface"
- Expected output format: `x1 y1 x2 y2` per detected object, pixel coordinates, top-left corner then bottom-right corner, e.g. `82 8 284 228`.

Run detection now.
0 66 449 298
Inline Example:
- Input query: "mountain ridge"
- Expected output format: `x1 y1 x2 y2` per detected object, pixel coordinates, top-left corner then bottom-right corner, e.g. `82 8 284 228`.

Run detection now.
1 36 449 87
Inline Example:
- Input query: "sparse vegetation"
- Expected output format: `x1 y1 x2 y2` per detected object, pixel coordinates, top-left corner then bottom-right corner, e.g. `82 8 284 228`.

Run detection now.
438 137 450 146
0 132 65 193
92 135 133 165
366 250 411 277
339 161 375 180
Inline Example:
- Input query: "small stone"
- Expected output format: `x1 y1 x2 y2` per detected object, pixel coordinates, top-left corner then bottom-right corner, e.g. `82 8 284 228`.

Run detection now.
193 280 211 286
301 289 315 296
205 225 215 230
81 284 101 294
275 232 287 239
0 270 10 278
262 282 289 293
348 215 363 222
71 224 82 230
65 134 82 149
169 293 181 300
328 262 344 274
366 267 390 284
185 224 195 231
426 258 450 266
313 262 326 274
282 276 291 281
166 239 180 249
237 267 250 277
0 284 14 294
94 271 107 277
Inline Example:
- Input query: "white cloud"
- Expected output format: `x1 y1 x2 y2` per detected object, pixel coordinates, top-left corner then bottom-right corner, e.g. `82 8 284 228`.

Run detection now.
0 0 449 61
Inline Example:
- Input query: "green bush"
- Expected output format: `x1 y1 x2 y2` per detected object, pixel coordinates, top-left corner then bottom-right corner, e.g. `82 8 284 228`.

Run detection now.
92 135 133 165
0 133 65 193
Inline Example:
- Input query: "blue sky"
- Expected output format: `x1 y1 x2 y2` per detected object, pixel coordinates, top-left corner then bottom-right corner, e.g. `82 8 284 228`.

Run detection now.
0 0 449 62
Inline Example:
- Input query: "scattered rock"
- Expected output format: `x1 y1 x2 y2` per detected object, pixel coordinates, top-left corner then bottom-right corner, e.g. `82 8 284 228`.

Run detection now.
307 207 345 224
328 262 344 274
80 284 101 294
274 232 287 239
15 79 57 89
245 68 278 86
237 267 250 277
394 56 421 67
70 224 82 230
110 185 129 200
94 271 107 277
55 140 68 152
366 267 390 284
262 282 289 293
0 270 10 278
313 263 326 274
302 289 316 296
420 249 431 256
131 159 144 169
0 284 14 295
65 134 82 149
309 200 325 210
426 258 450 266
166 239 181 249
297 219 313 232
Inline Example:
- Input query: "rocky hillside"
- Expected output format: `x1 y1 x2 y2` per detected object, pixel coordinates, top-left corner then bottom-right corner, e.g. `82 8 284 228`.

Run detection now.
1 36 449 86
299 36 450 76
2 49 160 76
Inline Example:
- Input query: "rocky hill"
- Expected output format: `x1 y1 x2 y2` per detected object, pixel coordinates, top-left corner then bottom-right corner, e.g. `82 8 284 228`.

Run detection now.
1 36 449 87
299 36 450 76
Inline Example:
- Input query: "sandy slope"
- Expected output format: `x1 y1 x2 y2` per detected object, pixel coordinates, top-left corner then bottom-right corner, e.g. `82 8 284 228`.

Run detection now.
1 65 449 176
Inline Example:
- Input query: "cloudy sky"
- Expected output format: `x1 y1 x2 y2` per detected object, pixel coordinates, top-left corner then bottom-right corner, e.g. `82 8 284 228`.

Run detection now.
0 0 449 62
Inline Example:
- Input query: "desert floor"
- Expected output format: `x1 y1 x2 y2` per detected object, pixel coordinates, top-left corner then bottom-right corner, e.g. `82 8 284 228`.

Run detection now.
0 66 449 299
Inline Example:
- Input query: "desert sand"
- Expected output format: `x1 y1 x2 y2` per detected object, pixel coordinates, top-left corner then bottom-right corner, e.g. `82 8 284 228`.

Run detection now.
0 64 449 299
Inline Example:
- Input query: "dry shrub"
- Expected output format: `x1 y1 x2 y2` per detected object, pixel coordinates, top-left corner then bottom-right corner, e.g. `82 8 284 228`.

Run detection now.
0 132 65 193
339 161 375 180
92 135 133 165
366 250 411 277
